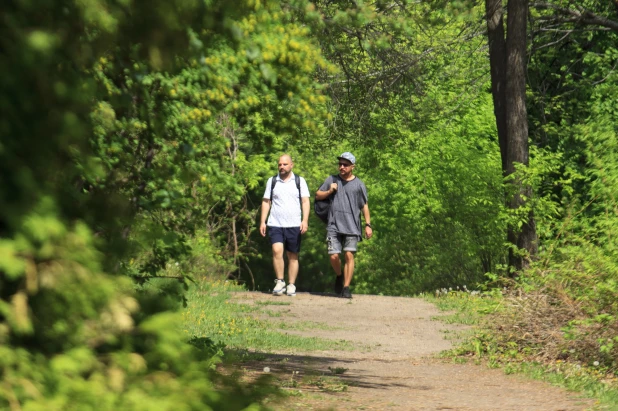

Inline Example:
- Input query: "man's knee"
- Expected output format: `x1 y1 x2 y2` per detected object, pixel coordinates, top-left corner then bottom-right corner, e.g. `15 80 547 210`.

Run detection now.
272 243 284 258
287 251 299 261
330 254 340 263
344 251 355 262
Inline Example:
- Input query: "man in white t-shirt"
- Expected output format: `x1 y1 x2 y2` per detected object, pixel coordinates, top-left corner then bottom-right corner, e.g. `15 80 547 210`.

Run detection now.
260 154 310 296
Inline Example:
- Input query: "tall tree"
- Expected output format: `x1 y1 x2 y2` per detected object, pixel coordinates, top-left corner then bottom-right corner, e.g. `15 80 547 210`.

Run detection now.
486 0 538 272
485 0 508 173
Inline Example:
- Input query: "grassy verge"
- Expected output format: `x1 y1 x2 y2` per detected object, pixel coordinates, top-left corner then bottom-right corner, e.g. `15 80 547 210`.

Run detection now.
425 290 618 410
183 279 351 353
181 280 354 408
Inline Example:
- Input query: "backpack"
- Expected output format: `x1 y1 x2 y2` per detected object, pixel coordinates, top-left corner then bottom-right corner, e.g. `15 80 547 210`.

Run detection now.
314 175 338 224
270 174 301 202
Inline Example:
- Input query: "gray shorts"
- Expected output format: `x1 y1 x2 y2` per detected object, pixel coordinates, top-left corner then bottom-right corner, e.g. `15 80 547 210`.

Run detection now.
327 232 359 254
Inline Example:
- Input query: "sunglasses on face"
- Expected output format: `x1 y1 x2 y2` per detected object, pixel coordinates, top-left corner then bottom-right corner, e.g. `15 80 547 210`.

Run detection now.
338 162 352 168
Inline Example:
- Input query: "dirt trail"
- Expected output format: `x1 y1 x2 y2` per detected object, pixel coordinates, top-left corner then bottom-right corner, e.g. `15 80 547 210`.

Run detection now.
232 292 593 411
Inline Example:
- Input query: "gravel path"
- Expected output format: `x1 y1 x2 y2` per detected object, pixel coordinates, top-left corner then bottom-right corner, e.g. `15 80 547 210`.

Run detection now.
231 291 593 411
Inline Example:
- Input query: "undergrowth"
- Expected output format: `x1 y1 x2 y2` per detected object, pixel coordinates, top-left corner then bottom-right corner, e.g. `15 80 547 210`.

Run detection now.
181 280 354 409
427 288 618 409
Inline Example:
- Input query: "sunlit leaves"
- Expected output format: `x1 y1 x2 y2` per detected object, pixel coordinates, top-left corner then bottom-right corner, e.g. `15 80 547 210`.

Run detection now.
1 1 300 408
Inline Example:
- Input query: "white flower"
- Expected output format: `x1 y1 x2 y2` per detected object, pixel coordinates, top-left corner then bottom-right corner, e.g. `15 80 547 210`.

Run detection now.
263 367 271 373
593 361 599 366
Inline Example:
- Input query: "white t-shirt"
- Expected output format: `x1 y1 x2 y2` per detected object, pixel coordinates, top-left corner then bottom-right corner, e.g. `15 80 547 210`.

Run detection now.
263 172 310 228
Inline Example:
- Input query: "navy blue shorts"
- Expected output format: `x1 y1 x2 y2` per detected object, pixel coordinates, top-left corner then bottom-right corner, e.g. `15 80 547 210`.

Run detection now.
268 227 302 253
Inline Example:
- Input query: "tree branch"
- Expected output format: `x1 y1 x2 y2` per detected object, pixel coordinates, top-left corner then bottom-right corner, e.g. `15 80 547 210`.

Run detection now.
531 28 574 51
531 2 618 31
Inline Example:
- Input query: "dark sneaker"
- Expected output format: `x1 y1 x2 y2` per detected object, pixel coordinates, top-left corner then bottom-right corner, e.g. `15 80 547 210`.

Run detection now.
334 275 344 295
341 286 352 299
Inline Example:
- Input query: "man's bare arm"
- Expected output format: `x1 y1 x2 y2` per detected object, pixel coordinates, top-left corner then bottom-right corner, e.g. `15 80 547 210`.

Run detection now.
260 199 271 237
362 203 372 239
315 182 338 200
300 197 310 234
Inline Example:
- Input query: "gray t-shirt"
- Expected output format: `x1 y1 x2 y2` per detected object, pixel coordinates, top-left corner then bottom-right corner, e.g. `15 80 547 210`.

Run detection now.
319 175 368 237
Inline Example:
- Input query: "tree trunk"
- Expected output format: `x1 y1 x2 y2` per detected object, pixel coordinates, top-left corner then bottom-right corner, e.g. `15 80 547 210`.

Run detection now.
505 0 537 270
485 0 508 174
486 0 538 273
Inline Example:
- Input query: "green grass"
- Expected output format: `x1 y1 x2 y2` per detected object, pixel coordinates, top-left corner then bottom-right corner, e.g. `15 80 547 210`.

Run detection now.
514 362 618 409
262 309 284 318
182 280 351 352
306 375 348 392
278 320 342 331
255 300 292 306
426 291 618 410
181 280 357 409
425 291 503 322
278 373 348 393
328 366 348 375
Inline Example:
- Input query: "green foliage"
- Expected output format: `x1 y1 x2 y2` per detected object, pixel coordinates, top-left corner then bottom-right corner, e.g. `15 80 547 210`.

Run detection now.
433 292 618 407
521 118 618 369
452 112 618 392
1 0 333 409
353 91 506 294
507 14 618 372
246 2 511 295
4 0 618 406
86 0 334 282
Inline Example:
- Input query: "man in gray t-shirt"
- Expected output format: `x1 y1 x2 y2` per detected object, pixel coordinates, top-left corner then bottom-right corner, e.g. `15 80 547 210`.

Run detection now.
316 152 372 298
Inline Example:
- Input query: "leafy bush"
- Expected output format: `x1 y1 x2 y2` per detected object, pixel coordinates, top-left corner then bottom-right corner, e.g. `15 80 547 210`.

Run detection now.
468 116 618 376
1 0 330 408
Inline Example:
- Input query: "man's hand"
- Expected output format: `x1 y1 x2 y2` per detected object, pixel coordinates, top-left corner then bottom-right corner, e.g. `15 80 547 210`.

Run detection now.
315 184 337 201
365 225 373 239
260 199 271 237
300 221 308 234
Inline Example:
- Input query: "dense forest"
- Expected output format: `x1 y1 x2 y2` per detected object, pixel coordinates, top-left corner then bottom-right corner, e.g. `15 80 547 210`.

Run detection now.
1 0 617 408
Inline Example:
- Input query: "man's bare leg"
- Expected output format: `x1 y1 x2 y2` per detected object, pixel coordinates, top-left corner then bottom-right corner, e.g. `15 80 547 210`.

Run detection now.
272 243 285 280
330 253 342 277
343 251 355 287
287 251 299 284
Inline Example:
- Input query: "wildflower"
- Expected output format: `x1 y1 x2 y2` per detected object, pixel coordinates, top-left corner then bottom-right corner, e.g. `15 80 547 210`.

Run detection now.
593 361 600 366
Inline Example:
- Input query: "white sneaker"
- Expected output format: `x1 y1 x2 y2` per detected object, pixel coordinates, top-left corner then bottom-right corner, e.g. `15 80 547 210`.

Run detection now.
286 284 296 297
273 279 286 295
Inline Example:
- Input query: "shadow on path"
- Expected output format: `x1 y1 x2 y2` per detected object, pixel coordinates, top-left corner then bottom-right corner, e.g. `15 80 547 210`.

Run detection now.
226 350 412 391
